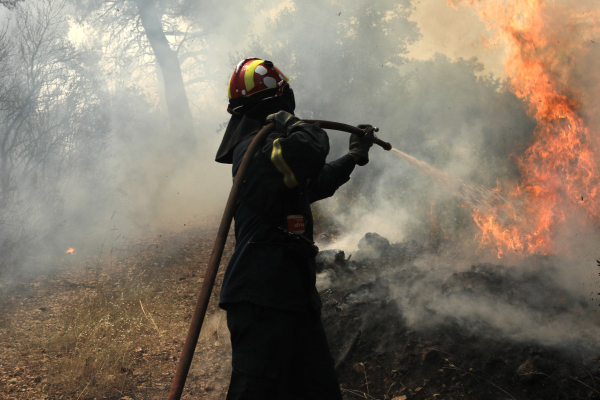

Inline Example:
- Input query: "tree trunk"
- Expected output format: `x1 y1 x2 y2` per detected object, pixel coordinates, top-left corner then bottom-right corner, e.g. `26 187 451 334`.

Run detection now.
134 0 195 147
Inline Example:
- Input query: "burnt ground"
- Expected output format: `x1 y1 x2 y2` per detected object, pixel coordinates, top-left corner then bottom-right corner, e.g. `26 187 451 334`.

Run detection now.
0 219 599 399
319 233 600 400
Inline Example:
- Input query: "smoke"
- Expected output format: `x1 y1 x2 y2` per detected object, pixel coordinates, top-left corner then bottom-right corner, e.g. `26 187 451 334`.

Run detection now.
390 251 600 349
1 0 519 274
0 0 291 276
313 54 535 255
317 231 600 352
0 0 598 358
310 0 599 354
258 0 599 353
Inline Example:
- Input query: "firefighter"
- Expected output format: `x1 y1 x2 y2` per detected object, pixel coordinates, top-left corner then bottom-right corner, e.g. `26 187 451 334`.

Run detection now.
215 58 375 399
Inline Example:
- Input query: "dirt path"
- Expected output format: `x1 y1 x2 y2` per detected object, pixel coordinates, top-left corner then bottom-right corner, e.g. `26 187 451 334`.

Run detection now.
0 217 233 399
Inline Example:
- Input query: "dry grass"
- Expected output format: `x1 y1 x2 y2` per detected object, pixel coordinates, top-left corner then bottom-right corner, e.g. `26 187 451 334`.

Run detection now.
46 274 168 397
0 218 233 399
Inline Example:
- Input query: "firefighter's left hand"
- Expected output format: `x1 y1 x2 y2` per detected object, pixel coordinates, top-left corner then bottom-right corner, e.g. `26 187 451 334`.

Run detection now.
349 124 375 166
266 111 306 135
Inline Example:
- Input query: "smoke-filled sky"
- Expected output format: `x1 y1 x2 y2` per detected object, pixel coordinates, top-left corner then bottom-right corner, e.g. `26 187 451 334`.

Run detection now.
408 0 504 76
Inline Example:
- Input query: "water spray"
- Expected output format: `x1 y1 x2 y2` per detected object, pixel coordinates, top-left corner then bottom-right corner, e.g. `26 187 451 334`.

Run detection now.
306 122 502 214
390 148 508 212
167 120 392 399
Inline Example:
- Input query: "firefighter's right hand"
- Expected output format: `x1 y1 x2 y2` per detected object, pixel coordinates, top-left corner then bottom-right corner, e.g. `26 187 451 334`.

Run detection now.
266 111 306 135
349 124 375 166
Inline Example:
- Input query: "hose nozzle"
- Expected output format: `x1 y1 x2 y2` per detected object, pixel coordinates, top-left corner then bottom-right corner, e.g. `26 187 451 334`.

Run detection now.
373 131 392 151
303 120 392 151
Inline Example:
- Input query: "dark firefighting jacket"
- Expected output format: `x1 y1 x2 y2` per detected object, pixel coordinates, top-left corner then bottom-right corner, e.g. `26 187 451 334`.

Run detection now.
219 122 356 313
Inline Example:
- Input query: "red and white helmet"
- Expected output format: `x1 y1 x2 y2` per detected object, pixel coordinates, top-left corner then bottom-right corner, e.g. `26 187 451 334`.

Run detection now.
227 58 290 113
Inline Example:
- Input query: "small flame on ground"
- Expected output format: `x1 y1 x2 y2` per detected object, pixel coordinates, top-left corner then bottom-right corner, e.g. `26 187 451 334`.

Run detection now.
66 247 75 255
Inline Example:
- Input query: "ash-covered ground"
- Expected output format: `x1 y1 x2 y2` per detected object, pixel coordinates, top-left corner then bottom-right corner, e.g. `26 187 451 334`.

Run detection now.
319 233 600 400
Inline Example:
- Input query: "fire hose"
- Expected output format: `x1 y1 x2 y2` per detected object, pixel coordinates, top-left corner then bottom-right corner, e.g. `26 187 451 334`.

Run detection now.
167 120 392 400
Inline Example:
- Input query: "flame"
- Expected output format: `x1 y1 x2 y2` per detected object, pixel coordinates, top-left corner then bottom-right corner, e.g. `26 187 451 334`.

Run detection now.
448 0 600 258
66 247 75 255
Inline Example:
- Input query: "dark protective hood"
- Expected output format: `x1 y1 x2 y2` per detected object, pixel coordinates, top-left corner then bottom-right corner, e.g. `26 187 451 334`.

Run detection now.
215 114 262 164
215 86 296 164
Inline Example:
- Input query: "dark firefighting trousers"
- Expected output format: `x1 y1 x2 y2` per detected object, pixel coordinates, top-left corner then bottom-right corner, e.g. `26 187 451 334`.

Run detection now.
225 302 343 400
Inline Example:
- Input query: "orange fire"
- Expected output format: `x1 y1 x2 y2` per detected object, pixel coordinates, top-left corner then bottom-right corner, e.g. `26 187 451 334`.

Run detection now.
66 247 75 255
448 0 600 257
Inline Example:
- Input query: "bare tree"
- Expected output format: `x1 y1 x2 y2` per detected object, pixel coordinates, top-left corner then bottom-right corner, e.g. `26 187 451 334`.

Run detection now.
0 0 23 9
76 0 208 145
0 0 108 272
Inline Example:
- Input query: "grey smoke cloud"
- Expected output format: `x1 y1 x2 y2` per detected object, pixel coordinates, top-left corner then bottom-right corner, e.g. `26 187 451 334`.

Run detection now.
388 251 600 349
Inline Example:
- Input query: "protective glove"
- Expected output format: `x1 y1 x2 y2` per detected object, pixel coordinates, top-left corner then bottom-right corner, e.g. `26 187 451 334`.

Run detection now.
348 124 375 166
265 111 307 135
